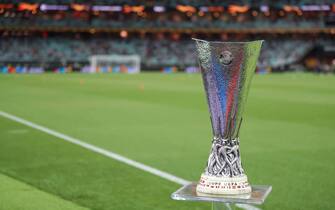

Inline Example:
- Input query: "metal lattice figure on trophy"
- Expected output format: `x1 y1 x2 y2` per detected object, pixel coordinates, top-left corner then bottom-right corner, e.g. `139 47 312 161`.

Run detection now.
171 39 272 209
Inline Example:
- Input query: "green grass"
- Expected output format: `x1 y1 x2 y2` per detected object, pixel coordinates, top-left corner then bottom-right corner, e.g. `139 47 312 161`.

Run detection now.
0 173 89 210
0 73 334 210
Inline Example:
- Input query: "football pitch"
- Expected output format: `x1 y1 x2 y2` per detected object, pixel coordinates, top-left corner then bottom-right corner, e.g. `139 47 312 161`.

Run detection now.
0 73 334 210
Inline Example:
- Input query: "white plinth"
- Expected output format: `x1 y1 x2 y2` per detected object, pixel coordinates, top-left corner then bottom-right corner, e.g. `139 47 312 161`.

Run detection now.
197 173 252 195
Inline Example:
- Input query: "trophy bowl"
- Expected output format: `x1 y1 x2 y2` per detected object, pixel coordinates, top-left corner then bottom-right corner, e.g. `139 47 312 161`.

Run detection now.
193 38 263 195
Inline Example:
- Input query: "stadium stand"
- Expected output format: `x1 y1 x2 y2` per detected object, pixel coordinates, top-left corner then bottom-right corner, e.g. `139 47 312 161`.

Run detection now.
0 1 334 73
0 36 331 69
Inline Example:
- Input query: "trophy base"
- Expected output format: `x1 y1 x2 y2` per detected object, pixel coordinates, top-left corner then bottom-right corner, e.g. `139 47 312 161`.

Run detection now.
196 173 251 195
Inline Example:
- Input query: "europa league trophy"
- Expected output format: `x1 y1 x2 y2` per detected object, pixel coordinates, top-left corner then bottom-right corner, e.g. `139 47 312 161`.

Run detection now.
171 39 271 209
193 39 263 195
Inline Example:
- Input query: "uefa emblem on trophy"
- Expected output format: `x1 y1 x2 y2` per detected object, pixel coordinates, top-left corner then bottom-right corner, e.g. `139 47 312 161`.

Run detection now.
193 38 263 195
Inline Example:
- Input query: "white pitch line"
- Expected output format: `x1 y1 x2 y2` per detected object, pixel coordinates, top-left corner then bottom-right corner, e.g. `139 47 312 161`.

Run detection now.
0 111 189 186
0 110 259 210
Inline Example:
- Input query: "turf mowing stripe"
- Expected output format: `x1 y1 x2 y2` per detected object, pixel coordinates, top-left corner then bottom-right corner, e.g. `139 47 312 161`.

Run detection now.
0 110 189 186
0 173 89 210
0 112 260 210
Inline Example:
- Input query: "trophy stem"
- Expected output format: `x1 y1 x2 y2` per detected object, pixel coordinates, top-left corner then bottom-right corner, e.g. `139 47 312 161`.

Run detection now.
196 138 251 195
212 202 232 210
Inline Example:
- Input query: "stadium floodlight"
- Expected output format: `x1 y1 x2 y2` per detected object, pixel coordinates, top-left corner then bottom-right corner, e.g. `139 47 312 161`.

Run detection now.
89 55 141 74
92 5 122 12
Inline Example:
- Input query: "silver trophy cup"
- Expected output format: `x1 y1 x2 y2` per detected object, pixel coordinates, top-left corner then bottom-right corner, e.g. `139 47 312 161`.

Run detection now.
194 39 263 195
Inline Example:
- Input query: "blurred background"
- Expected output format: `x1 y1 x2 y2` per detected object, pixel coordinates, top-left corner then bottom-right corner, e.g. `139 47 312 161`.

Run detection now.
0 0 334 74
0 1 335 210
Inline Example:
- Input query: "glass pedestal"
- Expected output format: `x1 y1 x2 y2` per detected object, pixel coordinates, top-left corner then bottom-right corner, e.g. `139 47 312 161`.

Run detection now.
171 182 272 210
